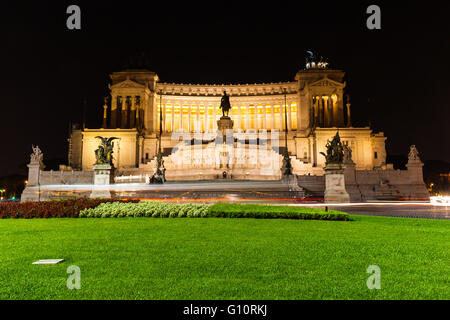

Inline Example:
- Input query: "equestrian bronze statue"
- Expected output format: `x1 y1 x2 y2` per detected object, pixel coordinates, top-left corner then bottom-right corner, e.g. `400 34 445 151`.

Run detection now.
219 91 232 117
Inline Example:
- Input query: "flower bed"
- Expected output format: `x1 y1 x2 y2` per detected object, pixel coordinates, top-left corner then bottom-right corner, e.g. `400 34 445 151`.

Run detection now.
79 202 350 221
0 198 139 219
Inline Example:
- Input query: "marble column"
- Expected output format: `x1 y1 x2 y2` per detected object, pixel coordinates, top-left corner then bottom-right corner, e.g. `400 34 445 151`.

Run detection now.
121 96 128 129
313 96 319 127
130 96 136 128
188 104 192 132
346 99 352 127
205 104 209 132
279 104 283 131
323 96 329 127
196 104 200 132
143 94 150 132
246 105 250 131
179 103 183 131
271 104 275 130
171 103 175 132
263 104 267 129
319 96 324 127
327 96 332 127
337 94 345 127
102 103 108 128
287 102 292 131
213 104 217 130
162 101 166 133
136 96 141 129
111 95 118 128
238 105 242 130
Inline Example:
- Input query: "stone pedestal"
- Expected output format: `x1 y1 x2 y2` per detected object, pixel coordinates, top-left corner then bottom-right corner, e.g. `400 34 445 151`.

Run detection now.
90 164 114 198
217 116 234 138
406 159 429 200
21 161 45 202
324 163 350 203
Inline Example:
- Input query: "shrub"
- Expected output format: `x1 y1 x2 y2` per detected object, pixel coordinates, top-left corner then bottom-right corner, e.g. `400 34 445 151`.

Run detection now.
78 202 350 221
208 203 350 221
0 198 139 219
79 202 209 219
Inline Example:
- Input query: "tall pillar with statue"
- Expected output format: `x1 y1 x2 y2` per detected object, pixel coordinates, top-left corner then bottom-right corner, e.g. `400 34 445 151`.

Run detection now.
405 145 429 200
321 131 350 203
216 91 234 179
21 145 46 202
90 136 118 198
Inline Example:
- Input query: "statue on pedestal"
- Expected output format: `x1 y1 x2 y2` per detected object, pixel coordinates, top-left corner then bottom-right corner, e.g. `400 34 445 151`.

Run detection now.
343 144 354 165
408 145 420 162
91 137 118 197
94 136 119 165
30 145 44 163
150 153 165 184
219 91 231 117
321 131 349 203
217 91 234 138
320 131 344 166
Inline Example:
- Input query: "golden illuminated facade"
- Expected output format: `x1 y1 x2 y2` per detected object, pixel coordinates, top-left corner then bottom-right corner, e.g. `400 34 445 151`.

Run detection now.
68 66 388 180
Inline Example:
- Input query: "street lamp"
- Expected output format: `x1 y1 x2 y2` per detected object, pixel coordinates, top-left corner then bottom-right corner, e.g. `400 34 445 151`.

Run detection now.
150 90 166 184
281 88 293 178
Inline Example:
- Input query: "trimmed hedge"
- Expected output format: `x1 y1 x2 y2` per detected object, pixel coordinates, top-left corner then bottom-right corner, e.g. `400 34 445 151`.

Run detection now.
0 198 139 219
79 202 210 218
208 203 350 220
79 201 350 221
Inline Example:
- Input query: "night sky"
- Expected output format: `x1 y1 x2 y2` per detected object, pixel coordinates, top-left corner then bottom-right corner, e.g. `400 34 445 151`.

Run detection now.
1 1 449 176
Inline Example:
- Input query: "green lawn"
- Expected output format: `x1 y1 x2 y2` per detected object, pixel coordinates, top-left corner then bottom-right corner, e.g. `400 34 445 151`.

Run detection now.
0 215 448 299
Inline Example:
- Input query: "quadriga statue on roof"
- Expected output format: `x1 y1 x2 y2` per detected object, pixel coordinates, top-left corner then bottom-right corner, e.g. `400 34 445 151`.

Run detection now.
320 131 344 165
94 136 119 165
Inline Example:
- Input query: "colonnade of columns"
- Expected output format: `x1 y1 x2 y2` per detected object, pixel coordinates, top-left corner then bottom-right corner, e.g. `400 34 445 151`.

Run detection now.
311 94 345 127
107 95 145 129
103 95 349 131
157 102 297 133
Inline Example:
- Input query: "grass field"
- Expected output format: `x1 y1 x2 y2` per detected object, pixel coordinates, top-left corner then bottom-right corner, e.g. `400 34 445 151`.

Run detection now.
0 215 448 299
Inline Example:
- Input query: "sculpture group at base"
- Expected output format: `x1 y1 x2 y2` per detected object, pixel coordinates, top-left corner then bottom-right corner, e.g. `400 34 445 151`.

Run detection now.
91 137 118 198
321 132 350 203
150 153 165 184
320 131 344 167
94 136 118 165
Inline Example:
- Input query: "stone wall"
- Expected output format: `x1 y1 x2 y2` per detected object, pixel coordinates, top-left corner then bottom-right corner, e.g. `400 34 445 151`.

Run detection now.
21 167 94 202
295 166 429 201
39 170 94 185
345 168 429 201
